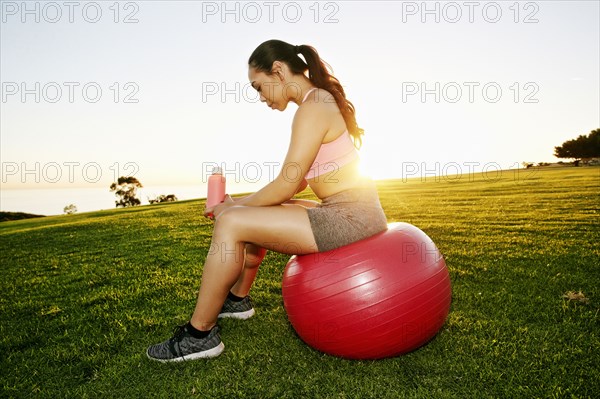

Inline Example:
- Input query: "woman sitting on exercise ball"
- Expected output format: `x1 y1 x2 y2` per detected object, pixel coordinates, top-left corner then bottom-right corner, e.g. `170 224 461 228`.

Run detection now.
147 39 388 362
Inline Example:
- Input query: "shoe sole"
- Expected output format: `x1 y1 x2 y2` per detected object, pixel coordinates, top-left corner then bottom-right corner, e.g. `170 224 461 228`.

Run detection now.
146 342 225 363
218 308 255 320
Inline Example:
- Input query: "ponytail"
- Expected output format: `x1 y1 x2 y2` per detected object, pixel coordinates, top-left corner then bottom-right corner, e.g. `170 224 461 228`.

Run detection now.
248 40 364 149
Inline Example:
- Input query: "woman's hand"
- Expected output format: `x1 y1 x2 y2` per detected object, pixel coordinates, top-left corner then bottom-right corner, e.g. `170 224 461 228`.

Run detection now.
203 194 235 220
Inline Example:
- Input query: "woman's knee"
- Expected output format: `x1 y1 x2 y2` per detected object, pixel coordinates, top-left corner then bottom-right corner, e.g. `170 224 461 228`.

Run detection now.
213 206 243 237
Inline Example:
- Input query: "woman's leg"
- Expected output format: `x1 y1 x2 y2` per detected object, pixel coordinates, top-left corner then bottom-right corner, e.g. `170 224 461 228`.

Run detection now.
228 198 317 297
229 243 267 298
190 204 318 330
225 198 319 307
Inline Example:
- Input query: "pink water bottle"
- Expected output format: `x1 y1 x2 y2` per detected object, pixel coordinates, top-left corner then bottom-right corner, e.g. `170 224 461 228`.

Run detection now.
206 166 226 217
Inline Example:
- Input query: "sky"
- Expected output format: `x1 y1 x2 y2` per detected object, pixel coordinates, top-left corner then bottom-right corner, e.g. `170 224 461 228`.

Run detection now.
1 0 599 197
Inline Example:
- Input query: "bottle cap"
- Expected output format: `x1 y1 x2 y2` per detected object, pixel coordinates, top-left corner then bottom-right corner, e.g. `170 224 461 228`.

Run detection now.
212 166 222 175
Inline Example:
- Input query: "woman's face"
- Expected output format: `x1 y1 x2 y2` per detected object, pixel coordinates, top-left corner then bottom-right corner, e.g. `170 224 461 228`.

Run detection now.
248 64 289 111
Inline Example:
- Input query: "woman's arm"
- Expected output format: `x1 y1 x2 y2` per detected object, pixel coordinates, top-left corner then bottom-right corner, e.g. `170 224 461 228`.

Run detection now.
230 194 248 202
294 178 308 194
284 179 318 206
234 102 329 207
230 179 308 205
230 178 300 207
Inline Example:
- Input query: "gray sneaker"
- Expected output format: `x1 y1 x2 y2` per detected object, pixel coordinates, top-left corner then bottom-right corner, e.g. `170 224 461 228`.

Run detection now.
146 324 224 362
218 295 255 319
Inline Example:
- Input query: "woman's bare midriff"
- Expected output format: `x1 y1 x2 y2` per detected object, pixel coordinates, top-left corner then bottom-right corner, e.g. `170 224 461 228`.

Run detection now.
306 158 371 200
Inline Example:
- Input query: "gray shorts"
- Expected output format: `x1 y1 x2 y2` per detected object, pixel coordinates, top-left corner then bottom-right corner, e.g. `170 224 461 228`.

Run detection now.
306 181 388 253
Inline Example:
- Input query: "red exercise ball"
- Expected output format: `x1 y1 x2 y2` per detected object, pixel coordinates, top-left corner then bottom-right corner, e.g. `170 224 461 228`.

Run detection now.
282 222 451 360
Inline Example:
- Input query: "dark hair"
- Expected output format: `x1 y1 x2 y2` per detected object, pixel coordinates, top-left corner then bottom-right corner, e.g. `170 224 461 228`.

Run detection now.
248 39 364 149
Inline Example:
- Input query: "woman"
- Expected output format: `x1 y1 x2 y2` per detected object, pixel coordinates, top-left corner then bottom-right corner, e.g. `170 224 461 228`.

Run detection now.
147 39 388 362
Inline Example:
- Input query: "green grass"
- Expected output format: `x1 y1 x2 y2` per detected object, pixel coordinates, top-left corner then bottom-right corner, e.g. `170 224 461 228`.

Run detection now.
1 166 599 398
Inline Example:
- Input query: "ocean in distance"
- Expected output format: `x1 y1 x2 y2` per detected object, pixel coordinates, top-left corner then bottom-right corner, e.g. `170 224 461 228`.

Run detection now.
1 182 262 216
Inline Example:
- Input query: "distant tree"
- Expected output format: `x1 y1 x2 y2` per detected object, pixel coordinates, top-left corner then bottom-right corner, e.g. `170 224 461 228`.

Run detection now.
63 204 78 214
554 128 600 160
148 194 178 204
110 176 143 208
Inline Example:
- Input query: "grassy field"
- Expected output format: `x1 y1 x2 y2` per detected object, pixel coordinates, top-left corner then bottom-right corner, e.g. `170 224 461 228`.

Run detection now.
1 166 598 398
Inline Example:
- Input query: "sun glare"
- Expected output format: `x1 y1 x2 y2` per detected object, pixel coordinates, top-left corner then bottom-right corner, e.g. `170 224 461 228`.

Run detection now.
358 155 389 181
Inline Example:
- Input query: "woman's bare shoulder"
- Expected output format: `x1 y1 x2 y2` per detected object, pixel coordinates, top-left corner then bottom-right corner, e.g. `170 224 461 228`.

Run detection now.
304 88 337 107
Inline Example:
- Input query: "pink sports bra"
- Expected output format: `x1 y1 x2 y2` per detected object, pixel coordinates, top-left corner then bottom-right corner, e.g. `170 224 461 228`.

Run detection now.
301 88 359 179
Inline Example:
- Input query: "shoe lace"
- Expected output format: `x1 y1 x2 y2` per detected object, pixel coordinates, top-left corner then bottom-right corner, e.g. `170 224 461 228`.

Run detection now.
168 324 188 360
171 324 187 342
